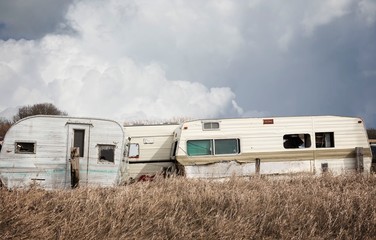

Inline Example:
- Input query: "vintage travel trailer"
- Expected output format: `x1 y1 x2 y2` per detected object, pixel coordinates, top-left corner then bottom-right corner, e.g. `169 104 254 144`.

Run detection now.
0 115 373 188
123 124 179 182
0 115 125 189
171 116 372 178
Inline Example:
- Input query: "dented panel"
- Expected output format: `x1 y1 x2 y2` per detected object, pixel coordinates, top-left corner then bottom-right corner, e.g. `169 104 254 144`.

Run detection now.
175 116 372 177
0 115 125 189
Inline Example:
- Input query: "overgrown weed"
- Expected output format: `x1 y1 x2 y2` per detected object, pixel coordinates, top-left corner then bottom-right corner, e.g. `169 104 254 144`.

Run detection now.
1 174 375 239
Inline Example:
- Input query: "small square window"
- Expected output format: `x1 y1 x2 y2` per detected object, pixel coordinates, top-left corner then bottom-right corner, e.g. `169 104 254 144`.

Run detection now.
98 145 115 163
15 142 36 154
315 132 335 148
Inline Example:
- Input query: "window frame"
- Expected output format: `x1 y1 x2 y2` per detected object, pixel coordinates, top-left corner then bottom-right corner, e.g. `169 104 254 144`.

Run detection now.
15 141 36 154
187 139 213 156
73 129 85 157
187 138 240 156
128 143 140 158
214 139 241 155
315 132 335 148
97 144 116 163
283 134 311 149
202 121 220 131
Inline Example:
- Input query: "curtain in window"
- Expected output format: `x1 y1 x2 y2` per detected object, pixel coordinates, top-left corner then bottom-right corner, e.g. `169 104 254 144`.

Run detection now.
187 140 212 156
215 139 238 154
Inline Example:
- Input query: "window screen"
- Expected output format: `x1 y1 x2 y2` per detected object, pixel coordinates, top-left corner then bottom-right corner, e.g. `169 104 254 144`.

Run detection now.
187 140 213 156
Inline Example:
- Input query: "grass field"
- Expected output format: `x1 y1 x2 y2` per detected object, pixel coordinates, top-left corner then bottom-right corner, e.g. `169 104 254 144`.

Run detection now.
1 174 376 239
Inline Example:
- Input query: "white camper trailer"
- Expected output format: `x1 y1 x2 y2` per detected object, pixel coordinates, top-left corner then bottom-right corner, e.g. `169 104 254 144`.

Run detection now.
171 116 372 178
0 115 125 189
124 124 179 182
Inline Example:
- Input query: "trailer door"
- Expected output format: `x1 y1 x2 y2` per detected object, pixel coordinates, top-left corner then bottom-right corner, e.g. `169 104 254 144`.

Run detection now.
66 123 92 188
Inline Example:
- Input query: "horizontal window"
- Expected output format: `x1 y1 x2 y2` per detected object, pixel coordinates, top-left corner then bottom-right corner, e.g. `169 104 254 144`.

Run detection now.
15 142 36 154
187 139 240 156
202 122 220 130
187 140 213 156
214 139 240 154
283 134 311 149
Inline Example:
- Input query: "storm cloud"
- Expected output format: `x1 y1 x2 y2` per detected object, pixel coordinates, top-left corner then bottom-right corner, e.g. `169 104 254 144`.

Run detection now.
0 0 375 126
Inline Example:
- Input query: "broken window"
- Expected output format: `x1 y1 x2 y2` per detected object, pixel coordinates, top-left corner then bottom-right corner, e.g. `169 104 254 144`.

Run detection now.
15 142 36 154
283 134 311 149
98 145 115 163
315 132 335 148
128 143 140 158
202 122 220 130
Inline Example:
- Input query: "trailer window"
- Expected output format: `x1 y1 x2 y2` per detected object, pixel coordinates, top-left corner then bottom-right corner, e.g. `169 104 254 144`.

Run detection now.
202 122 220 130
315 132 334 148
98 145 115 163
74 129 85 157
214 139 240 154
283 134 311 149
128 143 139 158
15 142 35 154
187 140 213 156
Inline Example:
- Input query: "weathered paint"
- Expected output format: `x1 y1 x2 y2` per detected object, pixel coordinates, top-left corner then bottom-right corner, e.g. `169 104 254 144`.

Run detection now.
174 116 372 178
0 115 125 189
123 124 179 181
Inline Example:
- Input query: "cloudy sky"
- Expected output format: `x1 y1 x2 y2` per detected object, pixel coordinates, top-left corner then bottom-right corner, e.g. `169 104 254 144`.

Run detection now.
0 0 375 127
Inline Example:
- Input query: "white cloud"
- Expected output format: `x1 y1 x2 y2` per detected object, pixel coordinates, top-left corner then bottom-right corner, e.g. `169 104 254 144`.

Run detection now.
358 0 376 25
302 0 353 35
277 27 294 52
0 2 242 121
1 0 376 127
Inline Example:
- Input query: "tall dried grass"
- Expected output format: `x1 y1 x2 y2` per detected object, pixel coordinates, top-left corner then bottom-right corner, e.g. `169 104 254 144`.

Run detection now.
1 174 376 239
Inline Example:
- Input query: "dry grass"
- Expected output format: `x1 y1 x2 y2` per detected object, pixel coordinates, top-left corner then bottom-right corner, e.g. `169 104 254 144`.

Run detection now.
1 174 376 240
